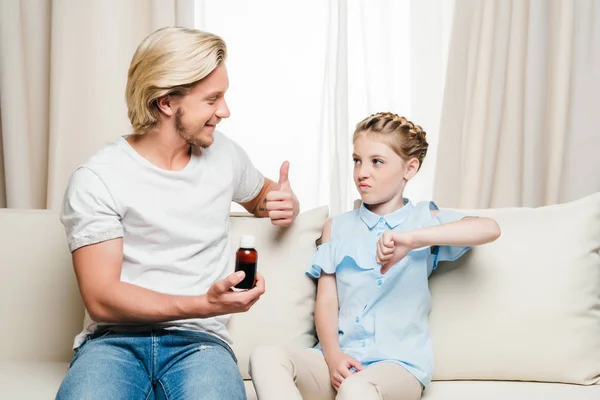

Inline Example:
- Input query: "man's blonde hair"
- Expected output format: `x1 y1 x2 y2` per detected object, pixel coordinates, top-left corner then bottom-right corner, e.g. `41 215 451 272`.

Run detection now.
126 26 227 135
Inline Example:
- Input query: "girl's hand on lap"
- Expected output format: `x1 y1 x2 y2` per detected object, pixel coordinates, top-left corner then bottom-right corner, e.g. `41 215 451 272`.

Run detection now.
325 351 363 390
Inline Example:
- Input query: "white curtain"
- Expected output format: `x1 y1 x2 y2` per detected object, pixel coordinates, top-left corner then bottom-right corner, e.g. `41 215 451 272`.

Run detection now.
196 0 454 215
0 0 194 210
434 0 600 208
1 0 454 214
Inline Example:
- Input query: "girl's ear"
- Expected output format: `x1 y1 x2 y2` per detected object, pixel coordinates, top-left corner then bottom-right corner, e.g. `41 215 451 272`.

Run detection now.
404 157 420 181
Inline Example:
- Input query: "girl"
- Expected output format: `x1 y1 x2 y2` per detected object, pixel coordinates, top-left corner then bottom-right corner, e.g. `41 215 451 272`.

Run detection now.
249 112 501 400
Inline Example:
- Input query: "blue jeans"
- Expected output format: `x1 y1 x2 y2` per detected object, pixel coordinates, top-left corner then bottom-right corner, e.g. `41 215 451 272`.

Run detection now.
56 329 246 400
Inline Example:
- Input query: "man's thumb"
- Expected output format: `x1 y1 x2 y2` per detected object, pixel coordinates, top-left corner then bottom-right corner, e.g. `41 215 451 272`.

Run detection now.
220 271 245 291
278 161 290 188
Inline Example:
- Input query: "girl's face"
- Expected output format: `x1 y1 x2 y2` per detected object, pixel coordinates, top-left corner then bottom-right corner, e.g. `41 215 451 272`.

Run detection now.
352 133 417 215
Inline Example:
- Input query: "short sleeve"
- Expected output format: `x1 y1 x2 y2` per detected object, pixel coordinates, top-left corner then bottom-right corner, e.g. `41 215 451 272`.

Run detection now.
423 201 473 269
306 234 379 278
229 138 264 203
59 167 124 253
306 242 337 278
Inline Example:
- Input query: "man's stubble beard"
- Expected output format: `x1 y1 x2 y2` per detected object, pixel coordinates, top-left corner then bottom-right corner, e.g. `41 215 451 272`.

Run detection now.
175 108 212 149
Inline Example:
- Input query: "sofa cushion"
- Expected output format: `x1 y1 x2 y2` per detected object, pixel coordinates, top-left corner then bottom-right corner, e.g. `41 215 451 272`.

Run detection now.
1 361 595 400
1 362 596 400
245 381 257 400
0 361 262 399
0 362 69 398
422 380 600 400
428 193 600 385
227 206 329 379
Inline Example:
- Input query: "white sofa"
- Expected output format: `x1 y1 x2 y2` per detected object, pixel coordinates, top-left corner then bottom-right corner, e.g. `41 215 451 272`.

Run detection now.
1 194 599 399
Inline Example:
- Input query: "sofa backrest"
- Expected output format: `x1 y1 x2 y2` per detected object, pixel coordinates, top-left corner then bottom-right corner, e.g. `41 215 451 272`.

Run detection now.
0 209 84 363
2 193 599 388
427 193 600 385
0 205 329 372
226 206 328 379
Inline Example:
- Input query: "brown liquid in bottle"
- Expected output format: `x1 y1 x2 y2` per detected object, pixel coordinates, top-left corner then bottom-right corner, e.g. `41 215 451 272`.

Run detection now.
235 235 257 290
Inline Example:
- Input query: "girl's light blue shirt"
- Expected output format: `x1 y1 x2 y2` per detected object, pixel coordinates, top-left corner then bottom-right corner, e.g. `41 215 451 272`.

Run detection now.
306 199 471 387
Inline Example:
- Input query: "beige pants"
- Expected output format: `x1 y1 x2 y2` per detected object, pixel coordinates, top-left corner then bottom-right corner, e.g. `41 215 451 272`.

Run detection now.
249 345 422 400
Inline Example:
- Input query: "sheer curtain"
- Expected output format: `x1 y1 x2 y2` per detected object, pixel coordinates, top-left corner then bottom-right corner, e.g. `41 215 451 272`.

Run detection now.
195 0 454 215
0 0 453 213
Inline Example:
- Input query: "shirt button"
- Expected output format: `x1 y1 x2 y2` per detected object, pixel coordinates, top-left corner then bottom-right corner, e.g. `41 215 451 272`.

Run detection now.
355 317 359 323
376 279 383 286
378 217 385 223
376 232 382 237
361 342 367 348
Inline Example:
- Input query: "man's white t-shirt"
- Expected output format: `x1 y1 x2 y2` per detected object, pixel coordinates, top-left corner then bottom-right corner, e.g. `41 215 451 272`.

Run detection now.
60 131 264 348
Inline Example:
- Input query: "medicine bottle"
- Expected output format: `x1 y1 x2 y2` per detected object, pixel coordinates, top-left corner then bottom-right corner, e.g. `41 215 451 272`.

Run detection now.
234 235 258 290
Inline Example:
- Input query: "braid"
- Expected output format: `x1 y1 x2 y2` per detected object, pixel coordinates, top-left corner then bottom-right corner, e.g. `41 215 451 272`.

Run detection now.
353 112 429 168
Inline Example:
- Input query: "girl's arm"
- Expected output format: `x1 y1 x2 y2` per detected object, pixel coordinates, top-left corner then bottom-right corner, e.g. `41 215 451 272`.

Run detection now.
314 219 343 361
315 273 342 362
377 216 501 272
410 215 501 248
314 219 363 389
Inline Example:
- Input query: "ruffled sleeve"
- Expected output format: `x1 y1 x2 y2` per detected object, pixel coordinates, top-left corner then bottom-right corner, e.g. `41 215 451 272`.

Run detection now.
306 233 381 278
415 200 473 271
306 241 338 278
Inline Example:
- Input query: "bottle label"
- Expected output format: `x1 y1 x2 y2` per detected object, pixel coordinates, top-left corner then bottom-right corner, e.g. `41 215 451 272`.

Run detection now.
234 262 257 289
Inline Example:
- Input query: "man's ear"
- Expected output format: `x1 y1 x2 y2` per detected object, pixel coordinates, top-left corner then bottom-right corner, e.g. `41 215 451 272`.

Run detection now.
156 95 176 117
404 157 420 181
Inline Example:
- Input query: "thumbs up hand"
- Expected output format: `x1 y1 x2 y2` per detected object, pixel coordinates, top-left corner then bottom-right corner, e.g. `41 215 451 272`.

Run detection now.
277 160 291 191
265 161 299 226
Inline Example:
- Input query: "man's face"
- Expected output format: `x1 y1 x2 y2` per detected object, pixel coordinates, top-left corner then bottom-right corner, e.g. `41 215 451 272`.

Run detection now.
174 63 230 148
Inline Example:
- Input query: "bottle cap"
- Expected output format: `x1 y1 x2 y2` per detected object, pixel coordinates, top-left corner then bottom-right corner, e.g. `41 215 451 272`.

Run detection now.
240 235 256 249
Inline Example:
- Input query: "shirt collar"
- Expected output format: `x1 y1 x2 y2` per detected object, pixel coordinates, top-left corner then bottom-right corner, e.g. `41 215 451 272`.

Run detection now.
358 198 413 229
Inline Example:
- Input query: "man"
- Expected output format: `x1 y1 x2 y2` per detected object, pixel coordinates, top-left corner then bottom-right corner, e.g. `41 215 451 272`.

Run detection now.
56 26 299 399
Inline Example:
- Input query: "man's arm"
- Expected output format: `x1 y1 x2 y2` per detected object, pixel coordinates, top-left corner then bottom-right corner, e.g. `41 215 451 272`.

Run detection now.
239 177 276 217
74 238 265 323
239 162 300 226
